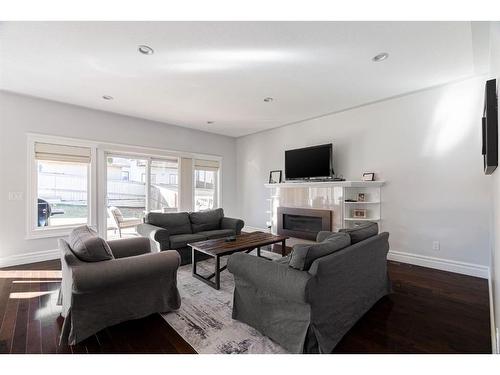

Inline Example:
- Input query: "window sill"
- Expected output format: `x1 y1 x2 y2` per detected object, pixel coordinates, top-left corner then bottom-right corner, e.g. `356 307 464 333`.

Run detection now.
26 224 93 240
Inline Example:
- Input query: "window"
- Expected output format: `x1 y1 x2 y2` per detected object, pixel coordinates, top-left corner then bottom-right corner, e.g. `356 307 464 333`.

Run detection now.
106 156 146 219
194 159 219 211
31 141 92 233
28 135 222 239
149 158 179 213
105 155 179 237
106 156 146 239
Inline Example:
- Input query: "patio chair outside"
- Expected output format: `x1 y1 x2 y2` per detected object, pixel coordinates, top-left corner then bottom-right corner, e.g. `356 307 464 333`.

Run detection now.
107 206 142 238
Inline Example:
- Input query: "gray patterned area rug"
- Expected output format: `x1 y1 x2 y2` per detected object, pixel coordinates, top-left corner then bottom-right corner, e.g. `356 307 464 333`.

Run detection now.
161 250 288 354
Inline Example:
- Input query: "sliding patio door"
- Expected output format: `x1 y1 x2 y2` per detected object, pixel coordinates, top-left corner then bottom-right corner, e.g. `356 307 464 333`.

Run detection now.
105 154 180 239
193 159 219 211
149 158 179 213
106 155 147 239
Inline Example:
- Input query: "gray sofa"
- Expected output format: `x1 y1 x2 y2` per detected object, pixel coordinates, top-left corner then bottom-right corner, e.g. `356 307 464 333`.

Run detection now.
59 226 181 345
137 208 244 265
227 222 391 353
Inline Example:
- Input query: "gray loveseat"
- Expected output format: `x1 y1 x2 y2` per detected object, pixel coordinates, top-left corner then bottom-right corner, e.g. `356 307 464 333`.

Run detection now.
59 226 181 345
227 222 391 353
137 208 244 265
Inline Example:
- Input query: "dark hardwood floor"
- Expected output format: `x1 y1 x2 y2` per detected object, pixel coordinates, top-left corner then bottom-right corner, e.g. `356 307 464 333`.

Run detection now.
334 261 491 353
0 247 491 354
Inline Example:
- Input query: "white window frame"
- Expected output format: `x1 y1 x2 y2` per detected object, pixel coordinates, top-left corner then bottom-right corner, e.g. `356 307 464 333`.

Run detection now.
104 153 181 216
104 153 149 216
149 157 179 212
192 162 221 212
27 133 223 240
26 134 98 239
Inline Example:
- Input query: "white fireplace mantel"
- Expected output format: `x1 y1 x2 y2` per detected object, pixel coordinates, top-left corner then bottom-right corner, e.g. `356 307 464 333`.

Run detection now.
264 180 385 189
264 180 385 236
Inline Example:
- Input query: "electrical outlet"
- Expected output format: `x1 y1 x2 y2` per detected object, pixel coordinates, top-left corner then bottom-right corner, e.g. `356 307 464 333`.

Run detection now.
432 240 440 251
8 191 23 201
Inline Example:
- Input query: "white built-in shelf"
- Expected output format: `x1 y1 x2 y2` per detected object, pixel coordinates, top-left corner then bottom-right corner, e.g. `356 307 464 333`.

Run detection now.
264 180 385 189
264 179 384 232
344 201 380 204
344 217 381 221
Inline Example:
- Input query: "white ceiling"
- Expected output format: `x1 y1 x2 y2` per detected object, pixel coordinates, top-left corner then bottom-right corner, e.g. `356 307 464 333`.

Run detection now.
0 22 490 137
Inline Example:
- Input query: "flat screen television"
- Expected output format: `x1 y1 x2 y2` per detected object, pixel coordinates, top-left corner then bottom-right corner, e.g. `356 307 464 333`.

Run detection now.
285 144 333 180
482 79 498 175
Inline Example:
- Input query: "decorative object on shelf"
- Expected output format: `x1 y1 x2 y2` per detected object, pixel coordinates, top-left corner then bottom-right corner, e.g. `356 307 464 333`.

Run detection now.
269 170 283 184
357 193 365 202
353 209 367 219
362 172 375 181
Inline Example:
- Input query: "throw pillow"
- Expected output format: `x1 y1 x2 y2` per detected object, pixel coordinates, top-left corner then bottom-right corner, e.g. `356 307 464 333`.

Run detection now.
289 232 351 271
189 208 224 233
68 225 114 262
146 212 192 235
339 222 378 244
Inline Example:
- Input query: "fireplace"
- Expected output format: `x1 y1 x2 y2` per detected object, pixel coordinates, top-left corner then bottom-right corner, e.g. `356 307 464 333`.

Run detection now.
277 207 332 241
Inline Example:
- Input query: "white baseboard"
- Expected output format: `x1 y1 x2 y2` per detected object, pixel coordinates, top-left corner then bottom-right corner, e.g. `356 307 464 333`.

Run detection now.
0 248 59 269
388 250 489 279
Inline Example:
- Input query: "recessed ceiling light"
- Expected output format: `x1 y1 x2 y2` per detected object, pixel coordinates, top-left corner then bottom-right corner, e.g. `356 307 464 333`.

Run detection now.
264 97 274 102
138 45 154 55
102 95 114 100
372 52 389 62
206 121 214 125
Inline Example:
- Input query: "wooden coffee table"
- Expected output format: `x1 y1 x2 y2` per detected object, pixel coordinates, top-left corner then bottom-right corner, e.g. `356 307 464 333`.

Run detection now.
188 231 288 290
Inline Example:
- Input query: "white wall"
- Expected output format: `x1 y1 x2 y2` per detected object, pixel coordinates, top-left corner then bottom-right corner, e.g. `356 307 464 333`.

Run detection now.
237 77 492 269
489 21 500 353
0 91 237 264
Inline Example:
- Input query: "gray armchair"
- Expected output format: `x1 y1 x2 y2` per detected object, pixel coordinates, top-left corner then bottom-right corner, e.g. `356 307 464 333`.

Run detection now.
59 231 181 345
227 222 391 353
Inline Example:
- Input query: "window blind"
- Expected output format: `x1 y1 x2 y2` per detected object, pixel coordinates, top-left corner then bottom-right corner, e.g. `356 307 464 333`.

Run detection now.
35 142 91 163
194 159 220 171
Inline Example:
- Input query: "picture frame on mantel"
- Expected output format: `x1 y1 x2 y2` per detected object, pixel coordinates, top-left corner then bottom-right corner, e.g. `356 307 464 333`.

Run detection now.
362 172 375 181
269 170 282 184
